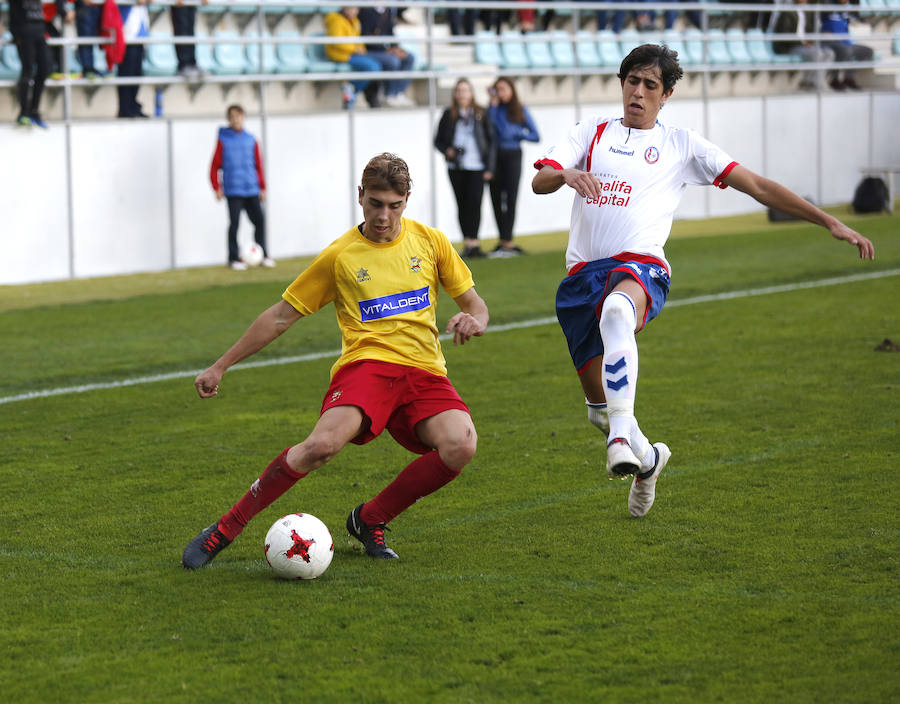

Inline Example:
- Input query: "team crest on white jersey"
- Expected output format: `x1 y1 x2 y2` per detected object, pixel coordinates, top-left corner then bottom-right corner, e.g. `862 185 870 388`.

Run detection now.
356 267 370 282
644 147 660 164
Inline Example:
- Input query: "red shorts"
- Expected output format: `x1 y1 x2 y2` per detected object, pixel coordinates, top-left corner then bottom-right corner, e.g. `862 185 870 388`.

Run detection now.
320 360 470 455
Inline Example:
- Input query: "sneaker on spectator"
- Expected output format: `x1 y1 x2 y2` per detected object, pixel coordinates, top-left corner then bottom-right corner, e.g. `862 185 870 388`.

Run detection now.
384 92 415 107
230 260 248 271
461 246 485 258
15 115 31 127
83 69 106 80
30 115 48 129
487 244 524 258
262 257 276 268
341 82 356 110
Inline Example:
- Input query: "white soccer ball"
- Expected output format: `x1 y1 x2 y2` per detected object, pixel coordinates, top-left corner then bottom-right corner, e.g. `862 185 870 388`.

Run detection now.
264 513 334 580
241 242 264 267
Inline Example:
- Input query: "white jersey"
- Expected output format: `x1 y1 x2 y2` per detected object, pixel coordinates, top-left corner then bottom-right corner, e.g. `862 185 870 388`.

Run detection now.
535 116 737 272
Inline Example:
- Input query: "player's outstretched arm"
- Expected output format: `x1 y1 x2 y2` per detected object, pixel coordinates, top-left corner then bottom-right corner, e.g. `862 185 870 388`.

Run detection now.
194 300 302 397
447 288 489 347
532 165 602 199
724 165 875 260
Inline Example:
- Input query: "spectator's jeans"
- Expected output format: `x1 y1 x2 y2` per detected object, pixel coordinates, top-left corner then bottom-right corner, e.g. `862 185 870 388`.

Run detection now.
365 50 415 95
226 195 266 263
171 5 198 70
790 44 835 86
117 44 145 116
75 5 102 71
348 53 381 92
822 41 874 79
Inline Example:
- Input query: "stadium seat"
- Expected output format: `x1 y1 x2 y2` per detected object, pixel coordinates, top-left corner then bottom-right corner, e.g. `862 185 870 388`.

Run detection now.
143 34 178 76
661 29 693 66
275 30 309 73
525 32 556 69
244 33 279 74
549 30 576 68
597 29 626 67
210 30 248 75
393 26 446 71
499 29 530 69
745 28 797 64
474 30 503 66
725 28 753 64
894 30 900 55
705 28 734 64
618 28 645 58
306 33 348 73
683 27 706 65
574 30 602 68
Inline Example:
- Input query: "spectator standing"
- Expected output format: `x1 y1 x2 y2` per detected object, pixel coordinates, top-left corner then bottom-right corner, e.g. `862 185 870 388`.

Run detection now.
358 4 415 107
434 78 497 258
42 0 74 78
171 0 207 80
116 0 149 117
209 104 274 271
6 0 68 127
820 0 873 90
324 6 381 109
773 0 834 91
74 0 105 79
487 76 539 257
447 6 477 37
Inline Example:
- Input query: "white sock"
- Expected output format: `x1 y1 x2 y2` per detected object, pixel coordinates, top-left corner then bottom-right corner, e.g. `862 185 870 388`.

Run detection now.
599 292 639 443
586 400 608 437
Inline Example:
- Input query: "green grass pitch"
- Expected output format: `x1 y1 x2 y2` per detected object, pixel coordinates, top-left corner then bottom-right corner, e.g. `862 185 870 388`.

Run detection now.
1 209 898 703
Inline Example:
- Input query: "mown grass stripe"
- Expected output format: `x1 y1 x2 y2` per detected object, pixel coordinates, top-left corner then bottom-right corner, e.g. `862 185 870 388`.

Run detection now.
1 268 896 406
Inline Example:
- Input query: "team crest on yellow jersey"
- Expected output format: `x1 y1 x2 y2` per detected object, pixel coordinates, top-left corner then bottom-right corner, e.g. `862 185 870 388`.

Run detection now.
409 256 422 273
356 267 370 282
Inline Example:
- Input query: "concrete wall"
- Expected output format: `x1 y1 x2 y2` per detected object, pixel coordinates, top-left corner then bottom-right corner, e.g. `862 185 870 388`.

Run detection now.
2 91 898 285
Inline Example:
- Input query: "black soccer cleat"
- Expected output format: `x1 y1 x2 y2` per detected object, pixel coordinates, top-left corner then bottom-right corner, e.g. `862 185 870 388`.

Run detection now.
346 504 399 559
182 522 232 569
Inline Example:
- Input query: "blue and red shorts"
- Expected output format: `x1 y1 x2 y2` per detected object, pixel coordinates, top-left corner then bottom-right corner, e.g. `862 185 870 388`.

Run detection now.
556 253 671 374
321 359 469 455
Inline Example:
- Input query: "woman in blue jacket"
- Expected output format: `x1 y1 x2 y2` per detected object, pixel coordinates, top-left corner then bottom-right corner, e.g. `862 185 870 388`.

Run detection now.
487 76 540 257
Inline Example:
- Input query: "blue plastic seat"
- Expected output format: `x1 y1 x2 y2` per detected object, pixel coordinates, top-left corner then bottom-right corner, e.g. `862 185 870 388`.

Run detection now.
525 32 556 69
474 30 502 66
597 29 625 67
244 33 279 74
143 34 178 76
307 33 348 72
275 30 309 73
549 30 576 68
661 29 693 66
746 27 796 64
210 30 248 75
499 30 530 69
574 30 602 68
683 28 706 64
705 29 734 64
618 28 644 58
725 28 753 64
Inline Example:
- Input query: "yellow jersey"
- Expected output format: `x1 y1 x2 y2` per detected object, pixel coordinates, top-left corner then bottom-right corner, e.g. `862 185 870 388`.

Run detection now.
283 218 475 378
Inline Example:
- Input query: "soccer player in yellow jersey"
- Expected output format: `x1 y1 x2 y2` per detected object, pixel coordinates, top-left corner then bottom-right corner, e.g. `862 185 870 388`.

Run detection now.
182 153 489 566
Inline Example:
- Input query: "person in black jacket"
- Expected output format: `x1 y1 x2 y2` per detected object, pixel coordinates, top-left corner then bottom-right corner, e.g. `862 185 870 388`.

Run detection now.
5 0 69 127
434 78 497 259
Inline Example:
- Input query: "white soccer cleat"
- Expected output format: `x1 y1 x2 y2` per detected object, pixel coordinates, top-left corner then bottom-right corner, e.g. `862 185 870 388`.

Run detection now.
628 443 671 517
606 437 640 480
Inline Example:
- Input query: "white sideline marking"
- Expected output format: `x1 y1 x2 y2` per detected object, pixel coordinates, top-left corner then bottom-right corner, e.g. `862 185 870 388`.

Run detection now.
2 268 897 406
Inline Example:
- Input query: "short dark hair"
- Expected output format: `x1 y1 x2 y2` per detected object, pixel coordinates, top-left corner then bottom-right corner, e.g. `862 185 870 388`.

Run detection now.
360 153 412 195
226 104 244 118
618 44 684 93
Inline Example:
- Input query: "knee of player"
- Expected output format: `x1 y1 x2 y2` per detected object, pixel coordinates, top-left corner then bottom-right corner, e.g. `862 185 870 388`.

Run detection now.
441 427 478 468
600 291 636 325
296 435 341 469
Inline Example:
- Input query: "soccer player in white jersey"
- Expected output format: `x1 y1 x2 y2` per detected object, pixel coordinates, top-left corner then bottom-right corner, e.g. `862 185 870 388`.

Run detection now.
532 44 874 518
182 153 489 567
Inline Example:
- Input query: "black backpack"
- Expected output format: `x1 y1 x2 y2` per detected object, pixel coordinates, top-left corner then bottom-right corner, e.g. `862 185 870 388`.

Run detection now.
852 177 889 214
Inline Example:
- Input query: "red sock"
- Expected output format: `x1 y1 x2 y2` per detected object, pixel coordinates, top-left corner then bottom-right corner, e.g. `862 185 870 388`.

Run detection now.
218 448 307 540
361 451 461 526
